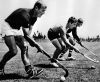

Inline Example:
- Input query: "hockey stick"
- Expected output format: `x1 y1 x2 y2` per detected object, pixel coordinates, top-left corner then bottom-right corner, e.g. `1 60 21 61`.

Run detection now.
58 45 99 63
24 35 68 77
75 42 99 63
42 50 69 78
76 41 97 56
66 66 95 69
59 45 99 63
81 44 97 56
78 51 99 63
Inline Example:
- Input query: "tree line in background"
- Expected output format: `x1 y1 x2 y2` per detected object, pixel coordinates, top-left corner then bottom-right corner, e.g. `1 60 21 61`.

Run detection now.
33 31 46 40
0 32 100 42
80 35 100 42
32 31 100 42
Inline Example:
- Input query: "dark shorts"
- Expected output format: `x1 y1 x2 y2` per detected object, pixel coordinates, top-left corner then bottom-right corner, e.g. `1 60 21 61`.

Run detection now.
47 28 59 40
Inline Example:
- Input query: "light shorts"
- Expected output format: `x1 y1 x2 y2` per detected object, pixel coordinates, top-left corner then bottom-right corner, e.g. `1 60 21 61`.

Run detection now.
1 21 24 37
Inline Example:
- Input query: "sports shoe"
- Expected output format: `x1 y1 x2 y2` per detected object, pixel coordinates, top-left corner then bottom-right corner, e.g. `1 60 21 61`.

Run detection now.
67 57 76 60
50 62 59 68
51 58 60 67
29 68 44 79
25 65 44 79
58 57 66 61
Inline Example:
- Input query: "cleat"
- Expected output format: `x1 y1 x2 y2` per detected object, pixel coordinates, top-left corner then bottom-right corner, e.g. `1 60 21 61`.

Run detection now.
67 57 76 60
50 58 59 67
58 57 66 61
25 65 43 79
29 68 44 79
50 62 59 68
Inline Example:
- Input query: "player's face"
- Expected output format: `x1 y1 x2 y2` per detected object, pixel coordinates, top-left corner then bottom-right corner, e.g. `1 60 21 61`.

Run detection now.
36 6 47 17
77 22 82 27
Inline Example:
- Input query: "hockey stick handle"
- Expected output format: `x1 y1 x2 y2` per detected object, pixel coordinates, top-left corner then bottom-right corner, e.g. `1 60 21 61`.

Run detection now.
76 41 96 56
73 41 99 63
84 47 95 55
42 50 68 77
82 46 96 56
77 49 99 63
42 50 51 59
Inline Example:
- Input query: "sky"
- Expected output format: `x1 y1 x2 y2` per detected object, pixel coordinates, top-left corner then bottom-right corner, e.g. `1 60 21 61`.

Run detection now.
0 0 100 38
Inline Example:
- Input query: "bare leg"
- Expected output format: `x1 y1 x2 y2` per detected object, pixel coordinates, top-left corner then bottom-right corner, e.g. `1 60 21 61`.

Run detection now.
15 36 30 66
52 39 62 59
0 35 18 69
57 38 68 58
15 36 43 78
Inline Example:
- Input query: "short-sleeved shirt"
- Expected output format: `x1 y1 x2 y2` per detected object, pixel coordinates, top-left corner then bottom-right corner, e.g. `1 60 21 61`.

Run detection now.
48 26 64 40
5 8 37 30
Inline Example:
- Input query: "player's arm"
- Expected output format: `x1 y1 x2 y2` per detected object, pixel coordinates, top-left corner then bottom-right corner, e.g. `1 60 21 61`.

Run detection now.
72 28 80 41
20 11 39 47
22 26 43 53
60 27 79 53
72 28 82 45
21 11 44 53
61 35 79 53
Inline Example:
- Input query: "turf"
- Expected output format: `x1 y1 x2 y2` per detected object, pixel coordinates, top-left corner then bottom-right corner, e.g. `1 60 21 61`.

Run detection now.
0 40 100 82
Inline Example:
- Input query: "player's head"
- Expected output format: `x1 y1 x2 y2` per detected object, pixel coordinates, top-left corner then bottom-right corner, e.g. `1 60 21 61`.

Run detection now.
67 16 77 29
32 0 47 17
68 16 77 24
77 18 83 27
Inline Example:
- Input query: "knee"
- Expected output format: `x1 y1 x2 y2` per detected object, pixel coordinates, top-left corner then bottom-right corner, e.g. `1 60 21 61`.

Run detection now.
10 49 18 56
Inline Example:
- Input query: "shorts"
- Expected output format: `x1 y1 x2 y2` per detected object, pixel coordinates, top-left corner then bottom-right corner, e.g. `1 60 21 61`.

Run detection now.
1 21 24 37
47 28 59 40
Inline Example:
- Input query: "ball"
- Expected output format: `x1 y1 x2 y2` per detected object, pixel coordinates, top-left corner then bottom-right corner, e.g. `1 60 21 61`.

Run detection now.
60 75 66 81
91 66 95 69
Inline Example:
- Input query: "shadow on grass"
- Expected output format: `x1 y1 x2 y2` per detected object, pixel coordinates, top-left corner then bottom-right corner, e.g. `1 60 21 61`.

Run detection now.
0 73 39 80
34 63 96 70
34 63 56 68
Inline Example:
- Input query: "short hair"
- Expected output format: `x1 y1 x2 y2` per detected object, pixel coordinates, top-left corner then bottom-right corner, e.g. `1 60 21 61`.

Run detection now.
68 16 77 24
34 0 47 9
78 18 83 24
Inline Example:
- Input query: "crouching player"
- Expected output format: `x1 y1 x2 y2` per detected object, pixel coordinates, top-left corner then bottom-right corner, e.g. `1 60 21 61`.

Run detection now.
0 0 47 78
58 17 83 60
47 25 80 67
66 17 83 60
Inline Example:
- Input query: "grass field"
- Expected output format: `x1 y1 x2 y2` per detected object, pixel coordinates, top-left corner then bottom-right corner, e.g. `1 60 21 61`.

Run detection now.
0 40 100 82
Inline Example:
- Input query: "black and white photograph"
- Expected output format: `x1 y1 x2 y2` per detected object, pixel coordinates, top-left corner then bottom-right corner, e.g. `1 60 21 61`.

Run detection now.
0 0 100 82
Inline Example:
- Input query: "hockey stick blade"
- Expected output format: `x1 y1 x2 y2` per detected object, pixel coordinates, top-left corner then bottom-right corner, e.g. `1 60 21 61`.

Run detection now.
80 52 99 63
42 50 68 78
66 66 95 69
84 54 99 63
76 42 97 56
